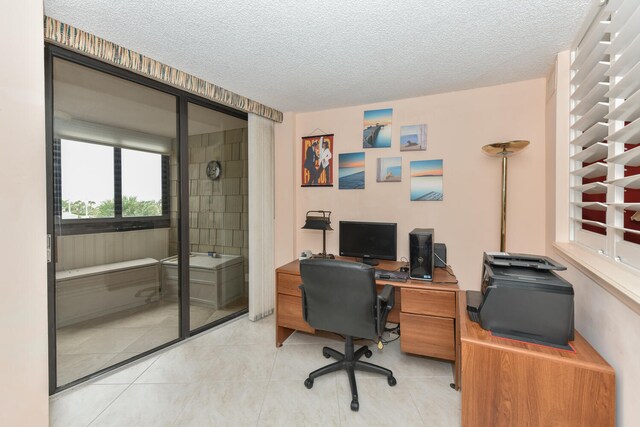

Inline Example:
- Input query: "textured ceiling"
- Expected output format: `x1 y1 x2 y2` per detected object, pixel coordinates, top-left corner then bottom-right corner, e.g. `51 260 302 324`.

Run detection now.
44 0 592 112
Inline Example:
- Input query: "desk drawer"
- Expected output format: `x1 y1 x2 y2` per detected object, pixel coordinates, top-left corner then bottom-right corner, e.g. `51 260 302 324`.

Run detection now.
277 293 314 333
277 273 303 297
401 288 455 318
400 313 455 360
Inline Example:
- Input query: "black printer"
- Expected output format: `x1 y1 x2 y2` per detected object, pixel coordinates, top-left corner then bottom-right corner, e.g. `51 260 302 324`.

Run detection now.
466 252 575 349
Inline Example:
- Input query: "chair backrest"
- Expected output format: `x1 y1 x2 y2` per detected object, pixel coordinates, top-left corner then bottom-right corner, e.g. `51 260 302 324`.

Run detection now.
300 259 378 340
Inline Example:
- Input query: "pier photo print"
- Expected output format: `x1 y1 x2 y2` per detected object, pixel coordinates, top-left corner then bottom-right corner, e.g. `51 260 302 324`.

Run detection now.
376 157 402 182
410 159 443 201
339 152 365 189
363 108 392 148
400 124 427 151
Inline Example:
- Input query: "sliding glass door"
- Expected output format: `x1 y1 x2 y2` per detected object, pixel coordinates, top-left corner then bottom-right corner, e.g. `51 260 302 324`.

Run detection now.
186 102 249 332
51 57 181 387
47 46 249 392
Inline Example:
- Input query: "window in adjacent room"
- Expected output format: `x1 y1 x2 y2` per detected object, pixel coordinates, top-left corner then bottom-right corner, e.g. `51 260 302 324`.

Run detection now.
60 139 115 218
121 148 163 217
55 138 169 233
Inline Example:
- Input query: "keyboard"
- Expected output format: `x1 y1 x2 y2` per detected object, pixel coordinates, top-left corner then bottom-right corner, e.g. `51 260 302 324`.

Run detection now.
375 269 409 282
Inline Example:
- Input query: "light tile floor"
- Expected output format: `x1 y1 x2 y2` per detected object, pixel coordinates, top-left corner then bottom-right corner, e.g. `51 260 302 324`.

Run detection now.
50 315 461 426
56 299 247 386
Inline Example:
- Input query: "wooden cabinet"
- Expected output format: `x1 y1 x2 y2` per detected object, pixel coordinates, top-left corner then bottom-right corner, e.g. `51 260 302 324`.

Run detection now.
459 292 615 426
275 258 461 387
277 293 314 333
399 288 457 361
276 271 311 344
401 288 455 318
399 313 455 360
277 273 303 297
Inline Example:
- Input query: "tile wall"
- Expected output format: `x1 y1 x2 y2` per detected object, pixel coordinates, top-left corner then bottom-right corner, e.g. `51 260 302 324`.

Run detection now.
169 127 249 285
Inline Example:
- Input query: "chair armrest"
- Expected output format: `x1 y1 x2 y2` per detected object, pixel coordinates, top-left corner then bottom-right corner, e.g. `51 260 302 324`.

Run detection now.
378 284 394 306
376 284 395 338
299 284 308 322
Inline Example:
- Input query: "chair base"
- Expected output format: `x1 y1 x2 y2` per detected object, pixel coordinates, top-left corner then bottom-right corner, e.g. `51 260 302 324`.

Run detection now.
303 336 396 411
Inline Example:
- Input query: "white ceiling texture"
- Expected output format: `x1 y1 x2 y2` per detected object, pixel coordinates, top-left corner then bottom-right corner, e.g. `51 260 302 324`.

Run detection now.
45 0 592 113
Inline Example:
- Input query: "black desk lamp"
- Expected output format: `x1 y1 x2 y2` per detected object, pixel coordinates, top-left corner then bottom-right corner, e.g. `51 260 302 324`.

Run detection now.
302 210 335 259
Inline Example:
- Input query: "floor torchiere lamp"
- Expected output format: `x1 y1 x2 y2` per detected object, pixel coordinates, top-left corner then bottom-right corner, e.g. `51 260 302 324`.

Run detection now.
481 140 530 252
302 210 335 259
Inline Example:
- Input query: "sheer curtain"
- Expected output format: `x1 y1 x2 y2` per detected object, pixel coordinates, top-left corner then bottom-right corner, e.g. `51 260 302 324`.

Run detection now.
248 113 275 321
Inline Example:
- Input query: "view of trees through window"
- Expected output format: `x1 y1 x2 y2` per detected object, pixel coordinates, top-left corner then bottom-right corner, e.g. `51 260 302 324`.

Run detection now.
60 139 163 219
60 196 162 219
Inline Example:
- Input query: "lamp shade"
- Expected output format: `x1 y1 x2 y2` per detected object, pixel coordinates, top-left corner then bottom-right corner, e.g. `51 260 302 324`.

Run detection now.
481 140 529 157
302 211 333 230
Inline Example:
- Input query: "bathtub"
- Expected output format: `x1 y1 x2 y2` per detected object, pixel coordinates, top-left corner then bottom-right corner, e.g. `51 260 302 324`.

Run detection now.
161 253 244 308
56 257 160 327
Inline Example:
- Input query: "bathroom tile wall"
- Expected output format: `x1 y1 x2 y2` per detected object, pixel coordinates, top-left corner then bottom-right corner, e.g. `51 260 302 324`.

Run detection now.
169 127 249 285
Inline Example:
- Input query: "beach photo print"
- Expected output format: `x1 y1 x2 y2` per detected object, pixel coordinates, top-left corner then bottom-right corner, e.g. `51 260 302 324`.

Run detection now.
339 152 365 189
410 159 443 201
376 157 401 182
363 108 392 148
400 124 427 151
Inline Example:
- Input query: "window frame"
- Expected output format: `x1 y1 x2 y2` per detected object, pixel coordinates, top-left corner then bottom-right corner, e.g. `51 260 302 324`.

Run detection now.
54 140 171 235
45 43 249 396
568 0 640 271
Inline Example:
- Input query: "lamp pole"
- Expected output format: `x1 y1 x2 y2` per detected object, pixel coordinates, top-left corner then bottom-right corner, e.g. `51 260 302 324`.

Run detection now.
482 140 530 252
322 228 327 257
500 154 508 252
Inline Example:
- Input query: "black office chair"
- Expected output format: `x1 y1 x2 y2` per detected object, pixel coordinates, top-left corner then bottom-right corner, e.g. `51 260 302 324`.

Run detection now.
299 259 396 411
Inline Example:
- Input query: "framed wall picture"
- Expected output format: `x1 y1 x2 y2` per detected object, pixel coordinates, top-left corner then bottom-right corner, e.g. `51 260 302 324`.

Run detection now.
301 134 333 187
363 108 392 148
410 159 443 201
400 124 427 151
339 152 365 189
376 157 401 182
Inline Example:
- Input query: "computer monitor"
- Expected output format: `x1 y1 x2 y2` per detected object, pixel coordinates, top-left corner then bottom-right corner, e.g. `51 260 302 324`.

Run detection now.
339 221 397 266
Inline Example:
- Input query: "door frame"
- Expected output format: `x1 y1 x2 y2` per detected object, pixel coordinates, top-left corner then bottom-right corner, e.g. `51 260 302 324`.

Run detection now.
45 44 248 394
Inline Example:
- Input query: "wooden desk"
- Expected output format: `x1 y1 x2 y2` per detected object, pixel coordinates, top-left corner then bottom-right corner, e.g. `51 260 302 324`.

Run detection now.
275 258 461 388
459 292 615 426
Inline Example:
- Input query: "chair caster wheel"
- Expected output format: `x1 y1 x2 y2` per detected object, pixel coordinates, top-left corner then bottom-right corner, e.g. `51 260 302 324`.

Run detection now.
322 349 331 359
387 375 397 386
304 378 314 389
350 400 359 411
364 349 373 358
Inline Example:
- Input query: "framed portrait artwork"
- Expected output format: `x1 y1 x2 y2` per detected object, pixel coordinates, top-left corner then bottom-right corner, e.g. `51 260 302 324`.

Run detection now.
301 134 334 187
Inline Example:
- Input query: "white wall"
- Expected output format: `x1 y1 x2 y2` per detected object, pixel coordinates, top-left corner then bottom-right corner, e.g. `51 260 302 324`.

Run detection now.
0 1 49 424
554 260 640 426
280 79 547 288
547 50 640 426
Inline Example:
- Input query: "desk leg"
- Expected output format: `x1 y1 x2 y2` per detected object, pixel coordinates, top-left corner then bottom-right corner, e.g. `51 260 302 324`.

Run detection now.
453 292 461 391
276 325 295 347
452 359 459 390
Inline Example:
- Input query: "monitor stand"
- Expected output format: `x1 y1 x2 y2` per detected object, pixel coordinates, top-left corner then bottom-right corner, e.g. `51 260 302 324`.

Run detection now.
360 258 379 266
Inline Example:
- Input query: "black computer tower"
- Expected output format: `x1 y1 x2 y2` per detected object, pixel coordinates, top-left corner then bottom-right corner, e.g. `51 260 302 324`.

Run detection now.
409 228 434 281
